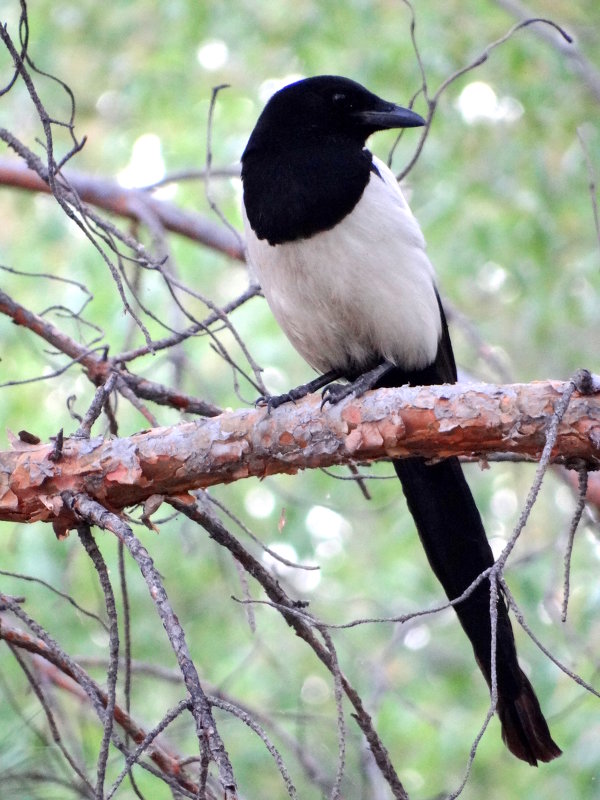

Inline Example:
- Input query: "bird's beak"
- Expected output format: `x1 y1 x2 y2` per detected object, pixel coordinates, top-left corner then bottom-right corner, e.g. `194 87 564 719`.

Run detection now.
353 103 426 130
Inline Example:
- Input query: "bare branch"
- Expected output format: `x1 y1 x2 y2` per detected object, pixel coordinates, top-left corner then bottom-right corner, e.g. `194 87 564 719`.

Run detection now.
561 466 589 622
73 373 119 439
0 620 204 796
493 0 600 103
7 645 95 798
0 157 245 260
76 524 120 799
0 288 222 417
114 282 261 365
397 15 573 180
61 494 238 799
1 378 598 526
167 494 409 800
577 127 600 256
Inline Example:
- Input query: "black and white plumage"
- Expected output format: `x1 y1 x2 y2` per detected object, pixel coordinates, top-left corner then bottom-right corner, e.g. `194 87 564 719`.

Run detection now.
241 75 561 765
243 154 440 376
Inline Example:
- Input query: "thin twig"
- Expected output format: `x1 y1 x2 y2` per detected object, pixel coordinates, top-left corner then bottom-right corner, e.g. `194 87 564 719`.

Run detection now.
502 579 600 698
0 568 109 631
106 699 190 800
114 282 261 364
397 16 572 180
577 127 600 257
0 620 202 795
74 373 119 438
62 492 238 799
562 466 589 622
211 696 298 799
167 494 409 800
77 524 120 800
204 83 245 255
494 0 600 103
7 644 95 798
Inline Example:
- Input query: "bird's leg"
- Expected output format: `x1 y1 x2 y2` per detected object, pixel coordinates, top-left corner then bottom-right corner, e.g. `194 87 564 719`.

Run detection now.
257 368 345 411
321 359 396 407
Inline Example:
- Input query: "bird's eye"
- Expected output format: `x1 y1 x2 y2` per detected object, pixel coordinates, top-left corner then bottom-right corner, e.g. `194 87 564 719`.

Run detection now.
332 92 352 109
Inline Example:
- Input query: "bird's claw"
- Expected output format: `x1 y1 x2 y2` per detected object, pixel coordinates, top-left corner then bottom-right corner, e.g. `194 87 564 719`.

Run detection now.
255 392 296 413
320 382 354 408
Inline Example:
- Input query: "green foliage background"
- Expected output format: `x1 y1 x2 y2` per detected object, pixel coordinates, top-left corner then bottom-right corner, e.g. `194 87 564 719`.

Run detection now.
0 1 599 798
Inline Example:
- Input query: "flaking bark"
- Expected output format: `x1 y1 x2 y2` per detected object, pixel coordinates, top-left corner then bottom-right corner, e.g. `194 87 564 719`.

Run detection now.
1 379 598 529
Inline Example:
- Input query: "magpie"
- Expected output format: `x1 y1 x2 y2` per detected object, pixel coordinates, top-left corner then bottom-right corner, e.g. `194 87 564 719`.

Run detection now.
241 75 561 765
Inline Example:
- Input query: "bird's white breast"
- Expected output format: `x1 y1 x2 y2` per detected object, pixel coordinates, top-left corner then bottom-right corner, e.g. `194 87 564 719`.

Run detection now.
243 157 441 375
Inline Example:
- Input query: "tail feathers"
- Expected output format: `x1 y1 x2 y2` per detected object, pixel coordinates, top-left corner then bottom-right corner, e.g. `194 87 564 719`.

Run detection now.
394 455 561 764
498 670 562 765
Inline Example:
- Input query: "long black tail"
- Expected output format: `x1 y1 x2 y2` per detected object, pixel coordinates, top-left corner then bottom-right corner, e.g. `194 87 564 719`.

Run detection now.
394 455 561 765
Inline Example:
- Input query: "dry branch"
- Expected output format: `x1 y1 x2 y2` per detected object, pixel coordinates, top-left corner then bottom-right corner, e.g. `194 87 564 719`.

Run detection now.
493 0 600 103
0 621 202 796
0 157 244 260
1 379 599 528
62 496 238 798
0 288 222 417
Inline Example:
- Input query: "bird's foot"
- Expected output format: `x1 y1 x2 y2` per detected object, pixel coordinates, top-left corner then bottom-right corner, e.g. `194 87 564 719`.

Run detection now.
320 382 354 407
255 386 304 412
321 360 396 407
256 368 345 413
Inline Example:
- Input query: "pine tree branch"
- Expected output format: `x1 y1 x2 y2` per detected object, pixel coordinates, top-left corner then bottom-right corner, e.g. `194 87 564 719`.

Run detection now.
0 157 244 260
1 378 598 529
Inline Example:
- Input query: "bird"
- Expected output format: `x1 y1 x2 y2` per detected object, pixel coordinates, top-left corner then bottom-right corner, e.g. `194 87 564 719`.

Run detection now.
240 74 561 765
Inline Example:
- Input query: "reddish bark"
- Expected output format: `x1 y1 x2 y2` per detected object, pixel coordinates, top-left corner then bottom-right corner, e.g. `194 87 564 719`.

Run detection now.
1 380 598 529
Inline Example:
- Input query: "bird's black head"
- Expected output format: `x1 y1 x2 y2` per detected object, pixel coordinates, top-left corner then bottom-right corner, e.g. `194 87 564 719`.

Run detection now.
242 75 425 157
241 76 425 244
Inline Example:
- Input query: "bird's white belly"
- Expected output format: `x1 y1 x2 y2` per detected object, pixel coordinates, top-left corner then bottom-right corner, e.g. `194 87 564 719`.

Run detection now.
243 166 441 375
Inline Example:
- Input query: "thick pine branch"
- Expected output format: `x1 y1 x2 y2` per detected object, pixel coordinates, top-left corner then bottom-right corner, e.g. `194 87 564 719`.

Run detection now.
1 379 599 528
